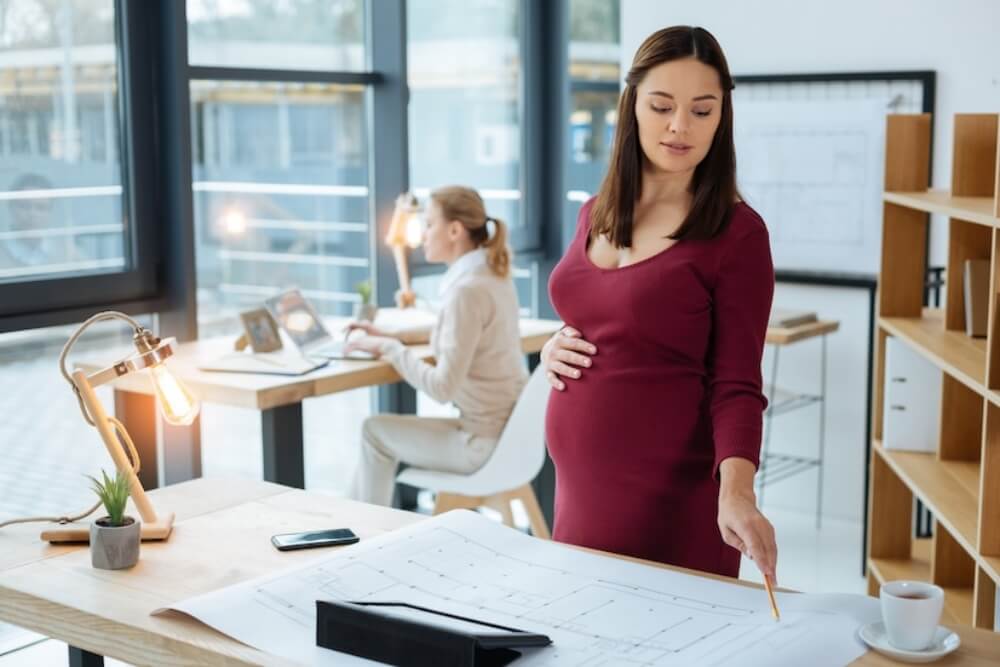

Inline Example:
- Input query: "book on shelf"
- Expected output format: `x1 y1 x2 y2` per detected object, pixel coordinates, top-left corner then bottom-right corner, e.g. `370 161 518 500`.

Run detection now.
768 308 817 329
964 259 989 338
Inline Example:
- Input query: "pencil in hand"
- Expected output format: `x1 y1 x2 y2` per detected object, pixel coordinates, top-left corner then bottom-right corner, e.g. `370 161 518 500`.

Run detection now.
764 574 780 621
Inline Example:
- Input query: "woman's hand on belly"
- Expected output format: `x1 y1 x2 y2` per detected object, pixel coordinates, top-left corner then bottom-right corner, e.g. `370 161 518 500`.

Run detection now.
541 326 597 391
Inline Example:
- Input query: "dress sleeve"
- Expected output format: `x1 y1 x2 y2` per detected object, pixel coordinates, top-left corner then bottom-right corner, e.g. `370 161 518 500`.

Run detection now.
709 223 775 479
381 285 487 404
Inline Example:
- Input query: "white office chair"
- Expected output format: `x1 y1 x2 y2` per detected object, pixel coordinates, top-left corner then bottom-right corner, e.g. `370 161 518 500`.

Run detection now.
395 365 552 539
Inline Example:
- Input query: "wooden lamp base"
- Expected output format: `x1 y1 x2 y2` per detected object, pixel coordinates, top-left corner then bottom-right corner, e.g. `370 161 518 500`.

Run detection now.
41 511 174 543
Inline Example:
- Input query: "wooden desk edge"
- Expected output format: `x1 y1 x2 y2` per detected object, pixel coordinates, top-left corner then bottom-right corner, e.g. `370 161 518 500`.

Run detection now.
767 319 840 345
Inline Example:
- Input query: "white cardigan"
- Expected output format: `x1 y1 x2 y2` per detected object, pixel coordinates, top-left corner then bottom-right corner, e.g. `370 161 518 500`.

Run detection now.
380 252 528 439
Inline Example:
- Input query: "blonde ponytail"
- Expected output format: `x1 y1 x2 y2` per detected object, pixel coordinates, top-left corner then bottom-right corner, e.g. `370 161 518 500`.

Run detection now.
481 216 511 278
430 185 513 279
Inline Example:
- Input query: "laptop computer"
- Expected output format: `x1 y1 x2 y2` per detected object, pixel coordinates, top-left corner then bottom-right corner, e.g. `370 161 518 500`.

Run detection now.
198 289 373 375
264 288 375 361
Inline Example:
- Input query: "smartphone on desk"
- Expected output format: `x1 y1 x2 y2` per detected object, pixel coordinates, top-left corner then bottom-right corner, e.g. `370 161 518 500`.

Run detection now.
271 528 359 551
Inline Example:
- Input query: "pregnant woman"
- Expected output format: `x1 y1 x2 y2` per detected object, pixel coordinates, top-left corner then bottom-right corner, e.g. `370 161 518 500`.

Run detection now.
543 26 777 581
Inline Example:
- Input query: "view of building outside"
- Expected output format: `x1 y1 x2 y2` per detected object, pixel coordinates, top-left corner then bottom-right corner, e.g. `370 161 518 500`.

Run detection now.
565 0 620 246
0 0 125 283
189 79 370 332
187 0 365 71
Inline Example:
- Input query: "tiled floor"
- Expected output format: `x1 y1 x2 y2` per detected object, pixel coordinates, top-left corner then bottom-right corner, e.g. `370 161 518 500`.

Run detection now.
0 349 866 665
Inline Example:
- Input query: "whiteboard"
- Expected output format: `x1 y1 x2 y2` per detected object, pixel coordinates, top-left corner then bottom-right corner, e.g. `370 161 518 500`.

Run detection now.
732 78 926 276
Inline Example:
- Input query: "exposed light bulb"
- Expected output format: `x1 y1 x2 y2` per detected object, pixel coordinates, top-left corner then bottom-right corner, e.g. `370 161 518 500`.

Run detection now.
150 364 200 426
405 212 424 249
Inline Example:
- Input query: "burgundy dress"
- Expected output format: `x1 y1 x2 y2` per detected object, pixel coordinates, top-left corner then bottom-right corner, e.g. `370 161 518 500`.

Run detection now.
546 198 774 577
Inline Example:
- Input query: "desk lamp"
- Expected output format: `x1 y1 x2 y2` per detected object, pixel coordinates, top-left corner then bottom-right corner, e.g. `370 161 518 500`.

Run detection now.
384 192 423 308
37 311 199 543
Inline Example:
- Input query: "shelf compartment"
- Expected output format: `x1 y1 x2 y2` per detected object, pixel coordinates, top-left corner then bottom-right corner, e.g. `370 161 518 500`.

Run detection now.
883 190 998 226
869 537 932 583
873 441 980 555
939 374 984 462
945 218 993 331
879 310 987 395
932 521 976 627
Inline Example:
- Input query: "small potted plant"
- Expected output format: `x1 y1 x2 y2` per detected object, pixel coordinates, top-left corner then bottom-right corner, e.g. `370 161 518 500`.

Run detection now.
88 469 140 570
353 280 377 322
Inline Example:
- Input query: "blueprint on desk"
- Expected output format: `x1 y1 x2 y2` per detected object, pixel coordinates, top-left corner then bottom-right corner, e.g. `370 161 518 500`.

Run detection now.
157 510 880 666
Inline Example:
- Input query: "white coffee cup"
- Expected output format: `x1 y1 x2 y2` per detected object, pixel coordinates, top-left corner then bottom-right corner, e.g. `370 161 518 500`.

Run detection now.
880 580 944 651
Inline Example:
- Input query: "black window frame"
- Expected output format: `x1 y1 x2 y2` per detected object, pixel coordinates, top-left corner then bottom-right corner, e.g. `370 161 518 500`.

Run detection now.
0 0 169 333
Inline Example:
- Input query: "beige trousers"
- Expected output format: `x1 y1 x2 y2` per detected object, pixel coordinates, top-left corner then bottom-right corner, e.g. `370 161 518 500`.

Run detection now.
349 414 497 506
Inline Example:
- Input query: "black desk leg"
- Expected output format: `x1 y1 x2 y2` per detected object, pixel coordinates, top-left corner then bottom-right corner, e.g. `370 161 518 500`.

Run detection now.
68 646 104 666
380 383 419 510
262 402 305 488
113 389 202 488
525 353 556 530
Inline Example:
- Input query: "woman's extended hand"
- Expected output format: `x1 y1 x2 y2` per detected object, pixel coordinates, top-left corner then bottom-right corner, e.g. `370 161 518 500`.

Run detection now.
717 458 778 583
540 326 597 391
343 335 395 358
344 321 389 338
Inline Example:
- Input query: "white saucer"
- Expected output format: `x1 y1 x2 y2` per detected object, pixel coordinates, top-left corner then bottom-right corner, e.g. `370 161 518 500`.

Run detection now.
858 622 960 663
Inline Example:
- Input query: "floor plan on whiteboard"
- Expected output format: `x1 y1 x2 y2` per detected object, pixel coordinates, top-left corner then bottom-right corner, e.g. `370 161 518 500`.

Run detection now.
734 99 887 276
160 511 880 666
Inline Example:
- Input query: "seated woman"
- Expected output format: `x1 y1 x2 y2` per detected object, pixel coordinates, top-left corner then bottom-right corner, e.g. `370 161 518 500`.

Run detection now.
345 185 528 506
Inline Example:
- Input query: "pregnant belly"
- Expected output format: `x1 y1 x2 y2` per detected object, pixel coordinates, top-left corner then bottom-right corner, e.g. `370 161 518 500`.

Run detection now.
545 368 709 483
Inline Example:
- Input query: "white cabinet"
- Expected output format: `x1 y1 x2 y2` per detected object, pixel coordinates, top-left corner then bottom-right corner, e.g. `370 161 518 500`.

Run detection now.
883 336 942 453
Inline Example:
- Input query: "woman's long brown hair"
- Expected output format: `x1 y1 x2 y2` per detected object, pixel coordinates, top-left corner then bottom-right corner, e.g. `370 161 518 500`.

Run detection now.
589 26 739 248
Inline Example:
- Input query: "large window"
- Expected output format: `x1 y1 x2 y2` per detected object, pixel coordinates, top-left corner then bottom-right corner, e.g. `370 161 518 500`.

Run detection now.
407 0 525 247
187 0 366 71
0 0 125 283
565 0 620 246
190 80 369 330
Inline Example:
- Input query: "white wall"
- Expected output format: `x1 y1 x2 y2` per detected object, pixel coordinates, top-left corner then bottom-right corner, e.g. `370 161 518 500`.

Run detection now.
622 0 1000 268
621 0 1000 521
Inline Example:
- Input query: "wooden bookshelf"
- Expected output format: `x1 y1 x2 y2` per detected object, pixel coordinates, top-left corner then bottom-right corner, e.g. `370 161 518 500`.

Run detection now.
869 113 1000 630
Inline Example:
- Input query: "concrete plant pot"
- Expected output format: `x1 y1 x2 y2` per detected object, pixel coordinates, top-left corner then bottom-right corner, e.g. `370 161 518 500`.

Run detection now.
353 303 378 322
90 516 140 570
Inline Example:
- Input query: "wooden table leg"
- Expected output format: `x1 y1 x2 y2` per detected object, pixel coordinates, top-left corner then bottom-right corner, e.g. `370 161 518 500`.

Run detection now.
261 402 305 488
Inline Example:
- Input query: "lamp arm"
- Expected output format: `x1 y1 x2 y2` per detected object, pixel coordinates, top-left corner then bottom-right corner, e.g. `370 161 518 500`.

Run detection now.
59 310 144 426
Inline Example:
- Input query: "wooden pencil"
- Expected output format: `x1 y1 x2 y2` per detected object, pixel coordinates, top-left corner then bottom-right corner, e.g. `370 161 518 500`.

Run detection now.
764 574 780 621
